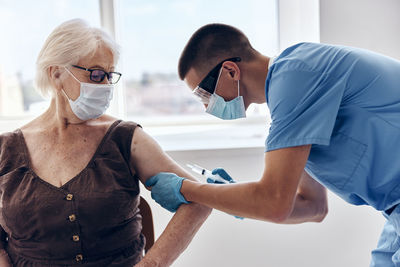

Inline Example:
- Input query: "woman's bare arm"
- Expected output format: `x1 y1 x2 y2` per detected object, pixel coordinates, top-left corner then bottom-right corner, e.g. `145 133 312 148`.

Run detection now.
130 127 211 267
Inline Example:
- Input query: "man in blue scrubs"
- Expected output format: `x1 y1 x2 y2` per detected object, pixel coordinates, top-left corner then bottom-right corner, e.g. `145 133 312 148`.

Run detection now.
146 23 400 266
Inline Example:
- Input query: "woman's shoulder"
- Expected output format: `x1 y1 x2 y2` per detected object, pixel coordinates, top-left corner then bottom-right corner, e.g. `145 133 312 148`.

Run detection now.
93 118 141 165
97 116 141 143
116 120 142 130
106 119 142 143
95 115 140 129
0 129 20 147
0 130 25 174
97 115 141 133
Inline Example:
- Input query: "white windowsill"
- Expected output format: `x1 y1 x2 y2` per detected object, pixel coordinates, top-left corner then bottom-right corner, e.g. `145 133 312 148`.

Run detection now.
0 115 270 152
147 121 269 152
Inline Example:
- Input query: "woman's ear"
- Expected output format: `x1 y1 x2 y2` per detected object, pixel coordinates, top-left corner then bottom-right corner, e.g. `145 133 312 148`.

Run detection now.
222 61 241 81
48 66 63 90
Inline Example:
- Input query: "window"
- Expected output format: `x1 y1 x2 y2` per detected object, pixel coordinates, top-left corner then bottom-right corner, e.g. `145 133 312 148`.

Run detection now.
0 0 100 118
0 0 278 129
119 0 278 123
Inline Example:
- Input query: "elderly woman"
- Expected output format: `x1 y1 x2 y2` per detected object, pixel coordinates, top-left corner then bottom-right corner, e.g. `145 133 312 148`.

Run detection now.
0 19 211 266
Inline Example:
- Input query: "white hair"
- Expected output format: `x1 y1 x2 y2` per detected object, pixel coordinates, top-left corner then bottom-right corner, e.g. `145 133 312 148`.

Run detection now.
35 19 120 97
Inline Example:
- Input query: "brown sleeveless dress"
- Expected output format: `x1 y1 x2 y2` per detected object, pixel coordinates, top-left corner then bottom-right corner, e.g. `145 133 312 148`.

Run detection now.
0 120 145 266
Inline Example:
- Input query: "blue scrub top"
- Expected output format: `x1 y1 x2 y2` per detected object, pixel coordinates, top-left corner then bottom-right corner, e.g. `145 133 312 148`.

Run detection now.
265 42 400 211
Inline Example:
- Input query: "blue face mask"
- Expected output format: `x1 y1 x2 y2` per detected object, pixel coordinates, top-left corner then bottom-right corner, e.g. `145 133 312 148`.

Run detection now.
205 70 246 120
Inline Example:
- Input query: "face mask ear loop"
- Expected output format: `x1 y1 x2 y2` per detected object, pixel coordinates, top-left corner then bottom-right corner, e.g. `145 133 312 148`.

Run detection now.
64 67 81 84
213 67 223 94
61 89 72 101
63 67 81 102
237 80 240 97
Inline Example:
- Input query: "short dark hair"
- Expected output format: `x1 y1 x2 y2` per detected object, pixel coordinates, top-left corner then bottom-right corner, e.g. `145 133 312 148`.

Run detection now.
178 23 258 80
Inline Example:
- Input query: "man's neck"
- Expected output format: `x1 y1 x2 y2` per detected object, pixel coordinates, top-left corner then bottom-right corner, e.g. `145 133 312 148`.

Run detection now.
241 54 270 107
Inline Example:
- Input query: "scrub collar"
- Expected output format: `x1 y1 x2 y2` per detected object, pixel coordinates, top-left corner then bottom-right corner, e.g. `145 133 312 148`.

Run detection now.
268 56 276 69
265 55 277 106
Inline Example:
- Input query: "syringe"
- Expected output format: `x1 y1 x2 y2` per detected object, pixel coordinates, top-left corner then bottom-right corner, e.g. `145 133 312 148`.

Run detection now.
186 164 232 184
187 163 243 220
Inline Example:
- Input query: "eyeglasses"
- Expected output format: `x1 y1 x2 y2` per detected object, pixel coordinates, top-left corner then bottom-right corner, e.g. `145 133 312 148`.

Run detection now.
71 65 122 84
193 57 241 104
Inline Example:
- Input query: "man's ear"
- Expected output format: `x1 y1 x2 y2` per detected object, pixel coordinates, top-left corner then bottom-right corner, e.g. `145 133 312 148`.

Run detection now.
222 61 241 81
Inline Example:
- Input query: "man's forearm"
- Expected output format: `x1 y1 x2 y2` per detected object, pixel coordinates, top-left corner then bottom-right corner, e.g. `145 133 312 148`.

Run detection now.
281 171 328 224
181 173 327 224
181 180 294 223
136 203 211 267
179 147 312 223
279 194 328 224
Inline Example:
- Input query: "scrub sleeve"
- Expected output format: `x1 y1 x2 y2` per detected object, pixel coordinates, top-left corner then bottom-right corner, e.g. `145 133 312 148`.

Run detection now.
265 62 345 151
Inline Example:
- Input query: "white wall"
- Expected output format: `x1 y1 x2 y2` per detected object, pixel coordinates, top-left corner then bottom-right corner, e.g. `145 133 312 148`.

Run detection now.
278 0 320 49
320 0 400 60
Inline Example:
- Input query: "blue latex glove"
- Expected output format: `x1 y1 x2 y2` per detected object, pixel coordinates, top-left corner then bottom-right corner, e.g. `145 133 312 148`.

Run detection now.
145 172 190 212
207 168 235 184
206 168 244 220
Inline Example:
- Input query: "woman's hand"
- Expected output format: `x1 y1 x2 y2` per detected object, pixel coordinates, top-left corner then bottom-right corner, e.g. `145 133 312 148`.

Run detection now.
134 258 160 267
0 249 12 267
